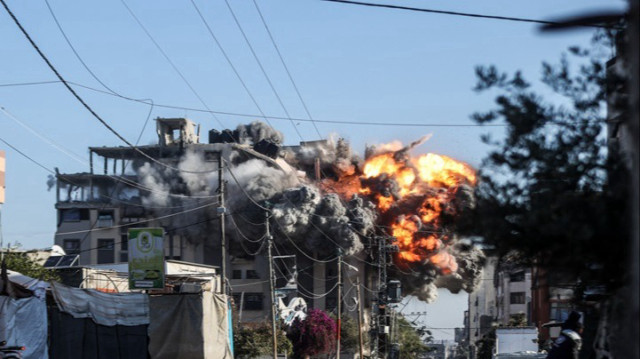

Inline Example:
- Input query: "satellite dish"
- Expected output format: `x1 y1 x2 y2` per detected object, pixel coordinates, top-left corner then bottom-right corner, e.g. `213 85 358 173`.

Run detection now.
51 245 66 256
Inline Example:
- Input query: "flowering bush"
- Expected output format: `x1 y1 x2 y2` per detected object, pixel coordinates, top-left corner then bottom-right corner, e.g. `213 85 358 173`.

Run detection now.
287 308 336 358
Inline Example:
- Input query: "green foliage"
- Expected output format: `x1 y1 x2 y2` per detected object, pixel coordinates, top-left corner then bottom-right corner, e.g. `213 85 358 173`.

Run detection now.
475 328 496 359
508 313 527 327
331 314 363 353
233 323 292 359
396 316 429 359
464 31 630 290
3 251 59 281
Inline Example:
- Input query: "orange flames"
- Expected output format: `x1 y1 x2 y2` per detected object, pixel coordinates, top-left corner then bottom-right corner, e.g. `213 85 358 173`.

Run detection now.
333 145 476 274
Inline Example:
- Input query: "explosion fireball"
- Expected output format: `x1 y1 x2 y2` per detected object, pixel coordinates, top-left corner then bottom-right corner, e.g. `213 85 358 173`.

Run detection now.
136 121 485 302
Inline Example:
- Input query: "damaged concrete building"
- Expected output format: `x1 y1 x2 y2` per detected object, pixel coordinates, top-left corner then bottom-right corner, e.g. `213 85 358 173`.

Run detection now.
54 118 212 265
53 117 369 326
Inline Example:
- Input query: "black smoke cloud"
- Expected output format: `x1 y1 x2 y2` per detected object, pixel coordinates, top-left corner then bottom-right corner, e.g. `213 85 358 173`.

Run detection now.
132 121 484 302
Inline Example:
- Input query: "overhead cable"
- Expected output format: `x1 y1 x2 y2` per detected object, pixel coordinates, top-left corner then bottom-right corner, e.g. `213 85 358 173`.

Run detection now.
55 201 220 235
0 0 223 174
0 80 505 128
222 0 303 140
252 0 324 139
118 0 226 128
319 0 622 30
0 107 221 202
189 0 274 130
0 136 56 174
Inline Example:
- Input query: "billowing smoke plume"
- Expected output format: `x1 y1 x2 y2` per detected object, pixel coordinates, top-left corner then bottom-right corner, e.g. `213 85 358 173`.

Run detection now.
235 121 284 145
131 121 484 303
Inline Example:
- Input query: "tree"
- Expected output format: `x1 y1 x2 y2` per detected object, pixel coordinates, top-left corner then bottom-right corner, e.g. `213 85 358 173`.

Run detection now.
508 313 527 327
233 323 292 359
475 328 496 359
464 30 629 290
3 250 58 281
331 314 362 353
396 316 429 359
287 308 336 359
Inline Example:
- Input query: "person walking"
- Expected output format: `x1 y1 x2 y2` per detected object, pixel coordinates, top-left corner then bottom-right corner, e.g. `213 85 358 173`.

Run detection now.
547 311 583 359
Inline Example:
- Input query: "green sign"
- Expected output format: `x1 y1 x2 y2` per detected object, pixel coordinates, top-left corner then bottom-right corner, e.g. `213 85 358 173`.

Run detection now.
128 228 165 290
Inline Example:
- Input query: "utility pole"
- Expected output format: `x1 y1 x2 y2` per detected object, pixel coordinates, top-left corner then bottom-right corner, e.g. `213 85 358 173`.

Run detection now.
372 234 396 358
218 152 227 295
336 249 343 358
266 211 278 359
356 277 365 359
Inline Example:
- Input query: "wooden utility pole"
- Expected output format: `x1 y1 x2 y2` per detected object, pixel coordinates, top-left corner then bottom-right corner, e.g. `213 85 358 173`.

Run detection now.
266 211 278 358
218 153 226 295
336 250 343 358
356 277 365 359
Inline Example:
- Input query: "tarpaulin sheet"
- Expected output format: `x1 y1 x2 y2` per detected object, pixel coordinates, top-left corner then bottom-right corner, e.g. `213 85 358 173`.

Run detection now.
148 292 232 359
51 281 149 326
6 269 48 299
49 307 148 359
0 295 48 359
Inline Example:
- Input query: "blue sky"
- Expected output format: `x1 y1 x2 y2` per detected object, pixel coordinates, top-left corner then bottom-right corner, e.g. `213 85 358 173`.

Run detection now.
0 0 626 339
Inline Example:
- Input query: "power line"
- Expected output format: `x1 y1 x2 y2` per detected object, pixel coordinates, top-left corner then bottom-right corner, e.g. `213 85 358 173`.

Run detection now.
319 0 621 30
0 0 222 175
188 0 273 130
223 161 341 264
228 213 267 243
118 0 226 129
252 0 323 139
55 201 220 235
0 134 199 214
64 207 263 256
0 80 60 87
0 136 56 174
44 0 120 97
223 0 303 141
44 0 157 143
0 107 221 202
0 80 506 128
1 106 87 164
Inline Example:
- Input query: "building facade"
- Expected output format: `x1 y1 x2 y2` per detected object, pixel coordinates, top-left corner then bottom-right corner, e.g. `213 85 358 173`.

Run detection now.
53 117 370 326
468 256 498 345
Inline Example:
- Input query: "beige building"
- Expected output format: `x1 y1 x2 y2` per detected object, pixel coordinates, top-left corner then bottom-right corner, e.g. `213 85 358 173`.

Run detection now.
53 117 370 325
495 264 532 326
468 256 498 344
